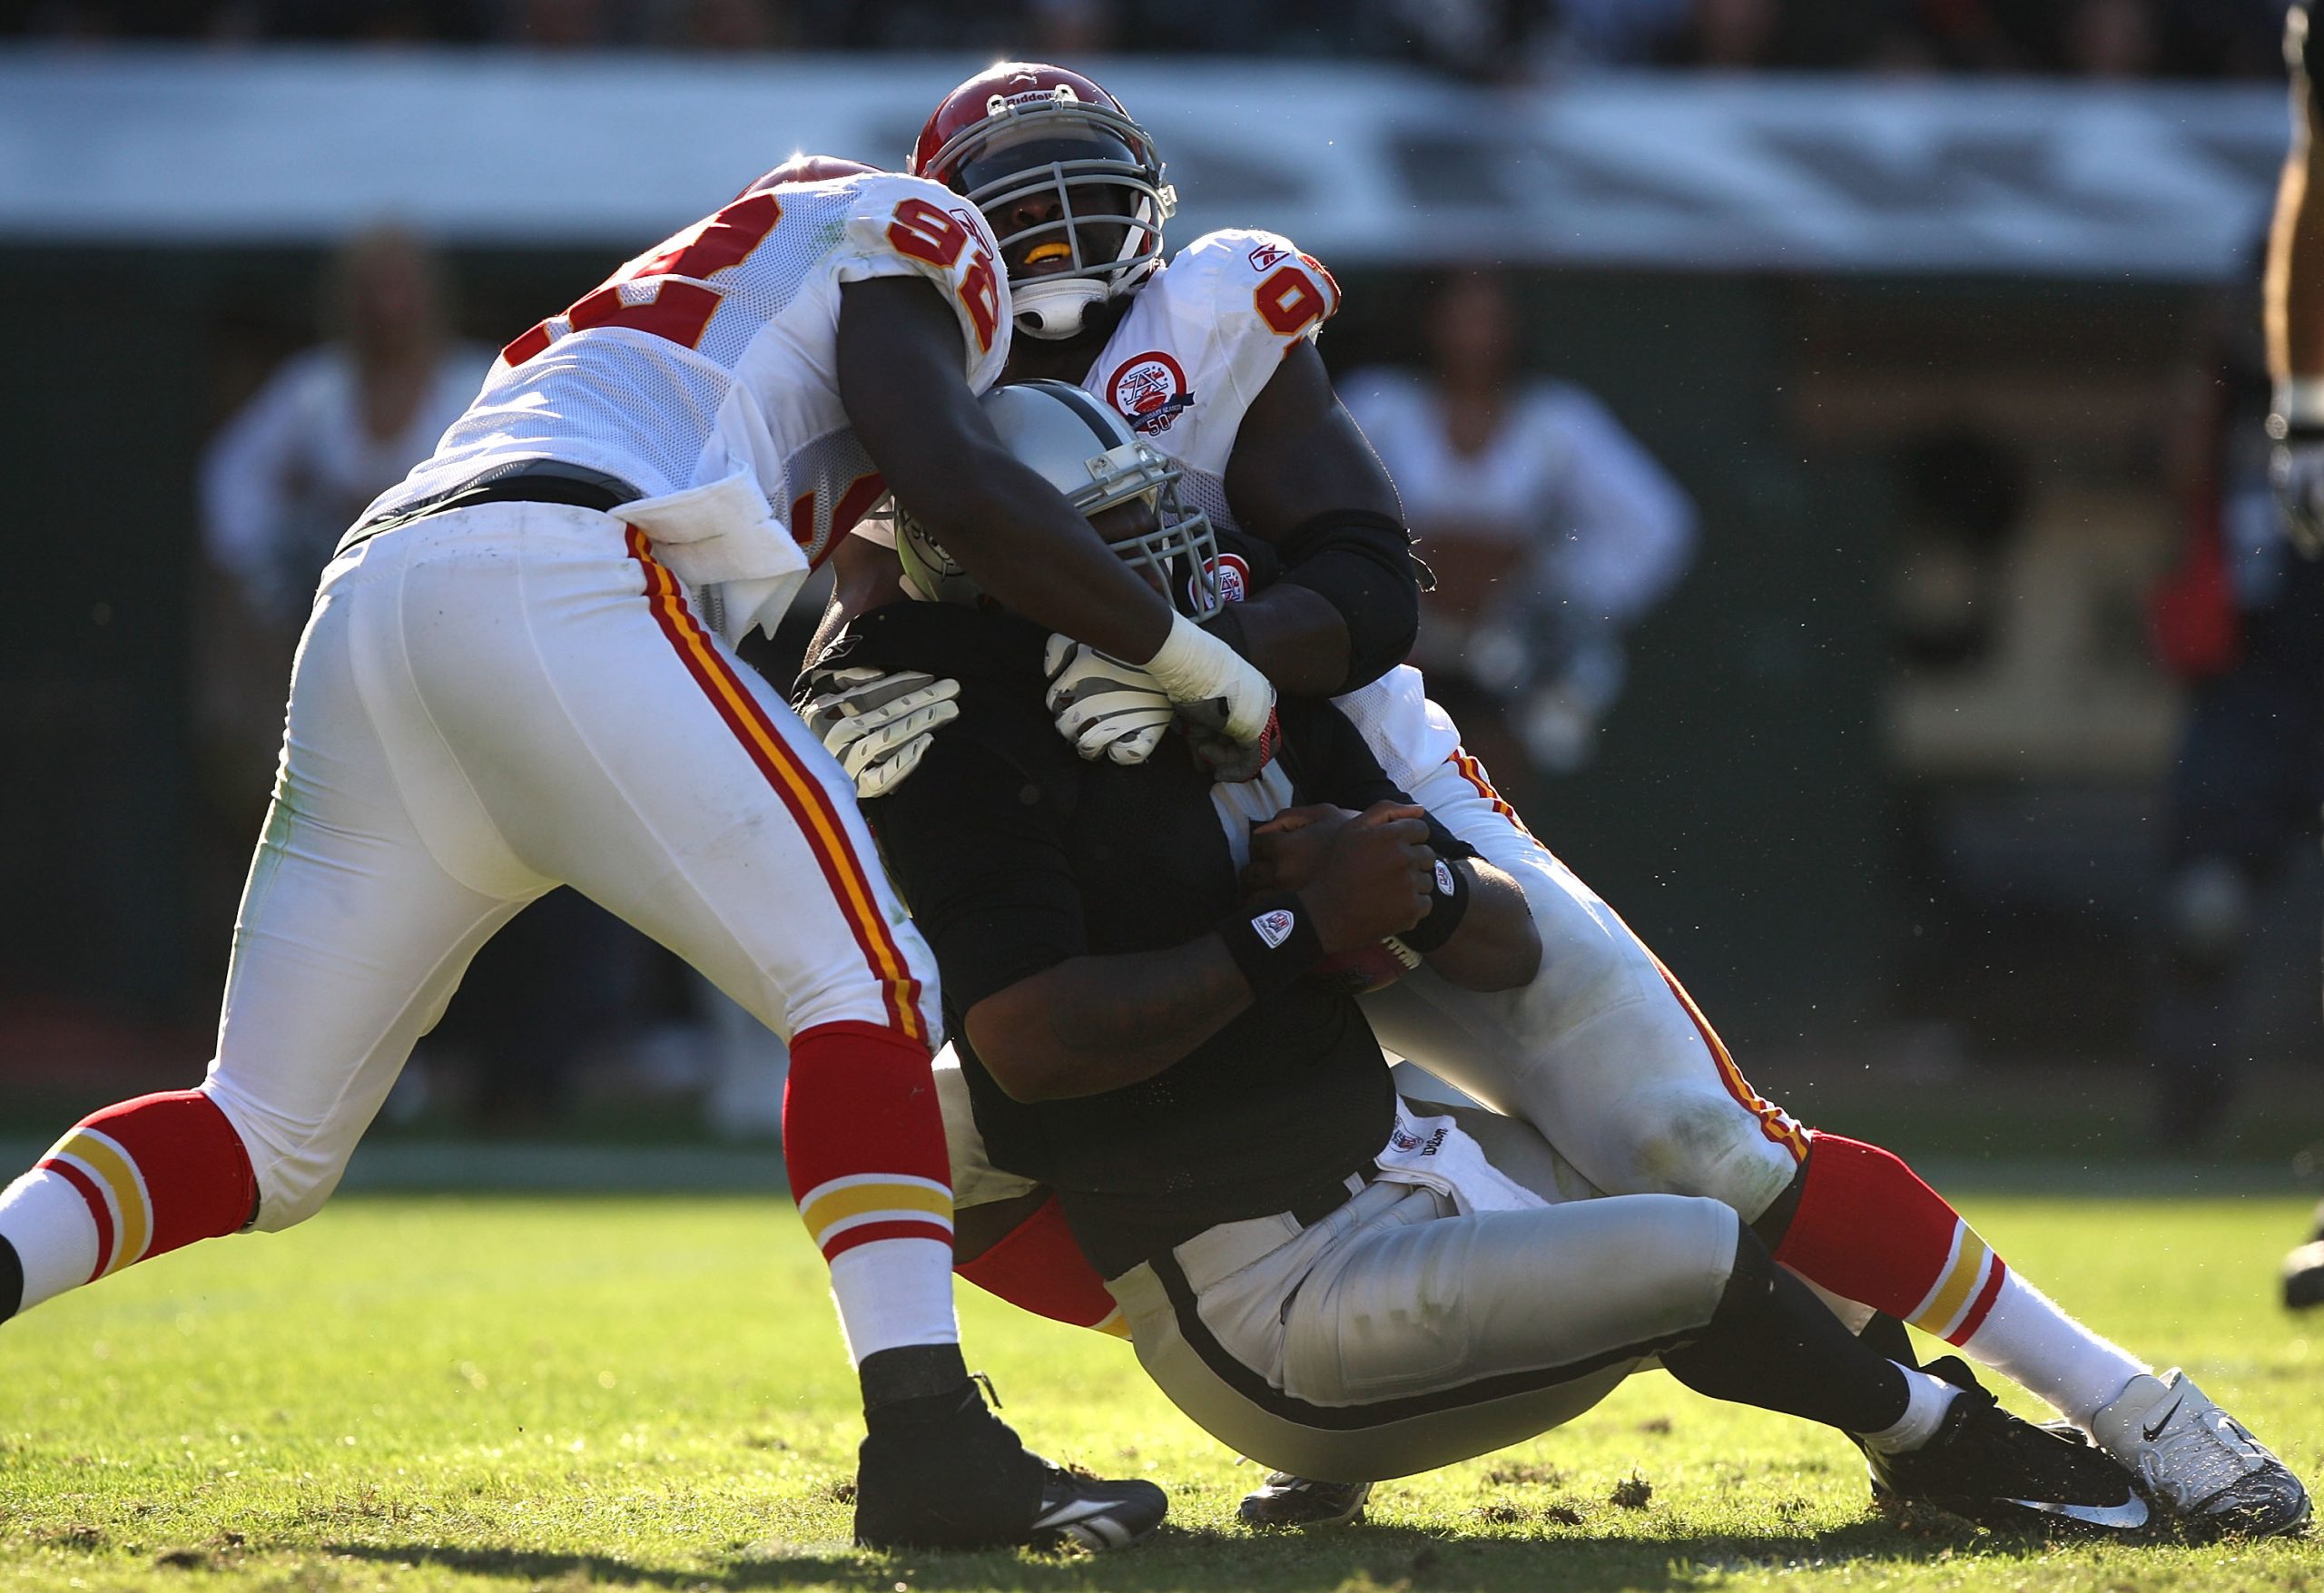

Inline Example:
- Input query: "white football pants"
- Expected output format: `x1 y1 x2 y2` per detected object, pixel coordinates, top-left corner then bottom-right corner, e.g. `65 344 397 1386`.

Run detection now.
1359 756 1807 1221
205 502 938 1228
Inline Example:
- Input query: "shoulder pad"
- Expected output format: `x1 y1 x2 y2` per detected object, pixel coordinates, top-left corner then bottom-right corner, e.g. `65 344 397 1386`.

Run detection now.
834 173 1010 380
1167 229 1342 345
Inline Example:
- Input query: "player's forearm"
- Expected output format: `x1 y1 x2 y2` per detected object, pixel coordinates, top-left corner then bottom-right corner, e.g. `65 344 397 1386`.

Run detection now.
964 942 1255 1102
927 450 1176 663
836 275 1174 663
1416 860 1541 993
1208 584 1350 697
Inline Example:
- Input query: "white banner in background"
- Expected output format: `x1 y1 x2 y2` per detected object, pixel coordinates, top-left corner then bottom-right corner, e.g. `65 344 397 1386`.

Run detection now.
0 48 2287 279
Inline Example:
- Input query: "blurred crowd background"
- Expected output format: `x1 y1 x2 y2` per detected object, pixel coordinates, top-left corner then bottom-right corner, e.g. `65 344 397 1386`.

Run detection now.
3 0 2299 80
1 5 2317 1167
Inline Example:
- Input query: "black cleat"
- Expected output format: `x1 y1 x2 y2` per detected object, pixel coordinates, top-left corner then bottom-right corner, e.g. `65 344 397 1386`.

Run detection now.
1863 1360 2152 1539
1025 1461 1172 1551
853 1381 1167 1551
1237 1471 1373 1529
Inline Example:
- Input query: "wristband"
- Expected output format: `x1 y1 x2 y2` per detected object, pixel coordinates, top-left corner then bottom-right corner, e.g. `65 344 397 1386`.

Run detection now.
1216 890 1327 998
1395 854 1473 955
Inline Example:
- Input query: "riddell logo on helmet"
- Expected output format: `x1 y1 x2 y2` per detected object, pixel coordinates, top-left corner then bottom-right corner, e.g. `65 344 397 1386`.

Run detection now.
1108 351 1193 437
1192 553 1250 610
993 86 1078 114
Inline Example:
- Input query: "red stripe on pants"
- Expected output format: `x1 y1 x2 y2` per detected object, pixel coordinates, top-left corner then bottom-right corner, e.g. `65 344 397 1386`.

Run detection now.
623 529 925 1041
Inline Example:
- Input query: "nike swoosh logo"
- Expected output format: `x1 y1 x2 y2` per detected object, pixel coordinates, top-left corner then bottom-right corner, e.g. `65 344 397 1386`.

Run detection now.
2142 1400 2183 1442
2006 1494 2152 1530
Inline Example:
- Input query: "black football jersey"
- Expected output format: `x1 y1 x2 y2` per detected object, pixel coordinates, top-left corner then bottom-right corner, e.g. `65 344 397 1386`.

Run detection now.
817 601 1470 1275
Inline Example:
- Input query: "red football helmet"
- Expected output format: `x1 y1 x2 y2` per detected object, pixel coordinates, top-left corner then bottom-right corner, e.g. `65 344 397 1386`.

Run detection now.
911 62 1174 339
736 154 881 200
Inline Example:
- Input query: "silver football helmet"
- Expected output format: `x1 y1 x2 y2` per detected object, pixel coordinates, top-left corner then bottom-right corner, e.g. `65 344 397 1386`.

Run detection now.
896 379 1223 619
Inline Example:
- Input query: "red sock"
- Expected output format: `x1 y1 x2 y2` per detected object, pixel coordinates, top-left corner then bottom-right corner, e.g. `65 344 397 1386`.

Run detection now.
783 1020 957 1361
38 1090 256 1279
955 1195 1124 1334
1772 1132 2008 1346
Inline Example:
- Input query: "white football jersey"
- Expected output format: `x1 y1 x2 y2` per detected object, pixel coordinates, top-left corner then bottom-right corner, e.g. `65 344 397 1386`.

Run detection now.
1075 227 1336 537
360 172 1009 586
1077 228 1459 789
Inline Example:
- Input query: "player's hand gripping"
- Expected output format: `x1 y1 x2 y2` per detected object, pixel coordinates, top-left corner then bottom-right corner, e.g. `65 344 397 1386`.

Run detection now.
1044 635 1177 764
797 666 960 800
1242 803 1360 894
1141 613 1277 746
1296 801 1436 954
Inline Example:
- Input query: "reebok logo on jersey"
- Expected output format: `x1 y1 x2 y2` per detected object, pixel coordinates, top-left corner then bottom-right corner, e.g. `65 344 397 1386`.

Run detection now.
1248 242 1287 271
1433 859 1455 896
1253 909 1296 949
1107 351 1193 437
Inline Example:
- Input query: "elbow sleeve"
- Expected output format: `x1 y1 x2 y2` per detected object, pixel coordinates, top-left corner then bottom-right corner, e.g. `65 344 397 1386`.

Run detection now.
1272 508 1425 693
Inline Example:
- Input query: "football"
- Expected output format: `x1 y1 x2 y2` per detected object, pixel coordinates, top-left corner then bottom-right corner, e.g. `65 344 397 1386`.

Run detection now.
1307 934 1423 995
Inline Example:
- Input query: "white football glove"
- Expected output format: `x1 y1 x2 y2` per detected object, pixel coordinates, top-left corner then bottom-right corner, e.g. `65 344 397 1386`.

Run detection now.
797 666 960 800
1045 634 1176 764
1141 612 1276 744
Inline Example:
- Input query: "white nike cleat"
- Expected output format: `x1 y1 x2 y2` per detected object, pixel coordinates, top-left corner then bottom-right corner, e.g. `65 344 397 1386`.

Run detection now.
2088 1370 2310 1539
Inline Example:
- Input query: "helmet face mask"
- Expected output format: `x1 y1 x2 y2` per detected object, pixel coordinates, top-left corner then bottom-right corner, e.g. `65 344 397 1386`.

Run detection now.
894 380 1223 622
912 67 1175 339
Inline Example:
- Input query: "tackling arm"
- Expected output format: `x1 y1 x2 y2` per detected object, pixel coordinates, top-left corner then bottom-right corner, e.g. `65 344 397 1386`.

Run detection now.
841 277 1175 661
840 277 1272 735
1221 341 1421 697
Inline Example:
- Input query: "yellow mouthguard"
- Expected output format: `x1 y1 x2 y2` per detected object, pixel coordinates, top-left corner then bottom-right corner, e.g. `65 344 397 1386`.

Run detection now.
1026 241 1071 264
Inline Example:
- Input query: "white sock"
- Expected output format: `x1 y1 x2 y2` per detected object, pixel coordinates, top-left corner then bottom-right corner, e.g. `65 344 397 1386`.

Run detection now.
1956 1271 2146 1427
1859 1362 1962 1454
0 1168 100 1314
824 1237 960 1365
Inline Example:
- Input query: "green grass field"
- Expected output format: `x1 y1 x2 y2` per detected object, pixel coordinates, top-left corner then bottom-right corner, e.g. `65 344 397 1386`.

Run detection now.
1 1187 2319 1592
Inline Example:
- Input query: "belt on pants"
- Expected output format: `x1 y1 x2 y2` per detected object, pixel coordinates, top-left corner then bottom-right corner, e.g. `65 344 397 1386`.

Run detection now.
340 461 642 553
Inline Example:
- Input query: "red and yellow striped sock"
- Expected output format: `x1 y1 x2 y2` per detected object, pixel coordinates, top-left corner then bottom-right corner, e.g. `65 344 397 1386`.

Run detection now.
0 1090 255 1318
1773 1133 2007 1344
784 1020 958 1364
1775 1132 2145 1421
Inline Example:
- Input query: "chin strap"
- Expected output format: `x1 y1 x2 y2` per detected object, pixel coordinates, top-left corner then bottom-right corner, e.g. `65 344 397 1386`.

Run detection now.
1012 276 1110 339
